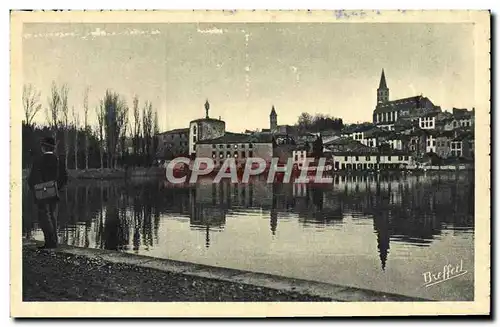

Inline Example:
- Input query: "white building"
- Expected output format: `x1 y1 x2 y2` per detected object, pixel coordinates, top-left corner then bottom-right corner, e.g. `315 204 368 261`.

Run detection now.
332 152 412 171
419 113 437 130
426 133 437 153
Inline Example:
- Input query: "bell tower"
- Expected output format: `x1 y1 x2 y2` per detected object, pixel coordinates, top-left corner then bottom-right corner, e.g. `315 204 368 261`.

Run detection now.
270 105 277 131
377 69 389 104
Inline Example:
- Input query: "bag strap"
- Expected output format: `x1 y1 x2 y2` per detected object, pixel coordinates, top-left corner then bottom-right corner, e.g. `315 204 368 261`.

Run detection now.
57 155 61 186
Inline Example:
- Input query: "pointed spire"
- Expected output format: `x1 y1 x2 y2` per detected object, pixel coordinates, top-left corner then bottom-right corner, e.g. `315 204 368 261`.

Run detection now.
378 69 388 89
270 105 277 117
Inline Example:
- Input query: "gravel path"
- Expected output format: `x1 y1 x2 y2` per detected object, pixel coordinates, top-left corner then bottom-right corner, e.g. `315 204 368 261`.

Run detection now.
22 247 332 302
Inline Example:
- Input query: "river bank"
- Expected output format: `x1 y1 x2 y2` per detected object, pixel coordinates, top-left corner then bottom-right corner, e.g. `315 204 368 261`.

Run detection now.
21 240 426 302
22 245 330 302
22 167 166 181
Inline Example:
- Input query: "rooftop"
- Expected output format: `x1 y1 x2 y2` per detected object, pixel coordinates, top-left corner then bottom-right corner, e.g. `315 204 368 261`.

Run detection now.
342 123 376 134
374 95 436 114
196 132 274 145
158 128 189 135
190 117 225 124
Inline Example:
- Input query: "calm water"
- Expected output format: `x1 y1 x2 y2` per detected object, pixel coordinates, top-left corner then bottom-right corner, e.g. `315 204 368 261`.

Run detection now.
22 172 474 301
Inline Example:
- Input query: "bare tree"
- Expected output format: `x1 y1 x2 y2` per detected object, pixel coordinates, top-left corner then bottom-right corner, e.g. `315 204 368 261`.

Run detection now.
22 84 42 127
95 103 105 170
153 110 159 159
83 86 90 170
102 90 129 169
60 83 70 170
72 105 80 170
120 110 129 167
297 112 313 131
132 96 141 159
45 81 61 142
142 101 153 166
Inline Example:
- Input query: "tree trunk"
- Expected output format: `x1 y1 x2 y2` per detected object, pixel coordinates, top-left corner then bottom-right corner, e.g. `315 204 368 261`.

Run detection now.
85 134 89 170
99 142 103 170
64 129 69 169
74 131 78 170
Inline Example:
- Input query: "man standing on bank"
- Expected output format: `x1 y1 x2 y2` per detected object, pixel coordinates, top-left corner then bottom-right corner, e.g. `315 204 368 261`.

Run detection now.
27 136 68 249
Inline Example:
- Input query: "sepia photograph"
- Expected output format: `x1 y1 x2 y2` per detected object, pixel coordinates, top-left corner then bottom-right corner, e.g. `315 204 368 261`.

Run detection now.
9 9 490 317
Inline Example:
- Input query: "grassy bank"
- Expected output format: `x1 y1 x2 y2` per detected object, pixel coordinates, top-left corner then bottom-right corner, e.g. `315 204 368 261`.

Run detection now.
22 245 332 302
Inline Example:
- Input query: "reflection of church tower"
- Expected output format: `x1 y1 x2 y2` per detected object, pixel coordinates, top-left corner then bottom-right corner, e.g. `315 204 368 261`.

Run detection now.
270 184 278 235
377 69 389 104
270 105 277 132
205 225 210 248
312 187 324 211
374 216 390 271
373 182 390 271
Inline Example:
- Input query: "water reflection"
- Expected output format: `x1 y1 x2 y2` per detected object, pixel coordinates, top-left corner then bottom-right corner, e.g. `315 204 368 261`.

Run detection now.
23 172 474 273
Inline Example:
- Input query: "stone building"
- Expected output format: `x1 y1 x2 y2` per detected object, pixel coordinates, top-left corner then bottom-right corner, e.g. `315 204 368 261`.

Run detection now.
156 128 189 159
372 69 440 130
195 132 274 169
188 100 226 156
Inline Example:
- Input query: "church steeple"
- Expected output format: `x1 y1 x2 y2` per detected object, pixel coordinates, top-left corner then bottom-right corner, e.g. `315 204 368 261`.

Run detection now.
270 105 277 131
377 69 389 104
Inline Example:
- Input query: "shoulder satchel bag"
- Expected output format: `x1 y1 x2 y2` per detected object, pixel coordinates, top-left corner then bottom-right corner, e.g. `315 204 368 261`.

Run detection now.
33 157 60 202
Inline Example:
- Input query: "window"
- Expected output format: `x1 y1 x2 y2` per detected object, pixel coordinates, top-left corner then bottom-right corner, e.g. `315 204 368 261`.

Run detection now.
212 144 216 148
344 156 348 161
241 151 246 158
249 143 253 149
387 156 392 161
234 152 238 158
234 144 238 149
193 136 197 143
366 156 371 161
249 151 253 157
398 156 403 161
355 156 359 161
219 144 224 149
226 151 231 158
432 140 436 147
193 126 197 134
219 153 223 158
212 152 216 158
404 156 409 161
227 144 231 149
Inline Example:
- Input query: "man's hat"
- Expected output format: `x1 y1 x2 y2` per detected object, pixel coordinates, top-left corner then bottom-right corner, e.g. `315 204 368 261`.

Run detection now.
40 136 56 148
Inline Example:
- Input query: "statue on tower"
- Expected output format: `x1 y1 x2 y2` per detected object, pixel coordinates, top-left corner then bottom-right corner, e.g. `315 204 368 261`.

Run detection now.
205 99 210 119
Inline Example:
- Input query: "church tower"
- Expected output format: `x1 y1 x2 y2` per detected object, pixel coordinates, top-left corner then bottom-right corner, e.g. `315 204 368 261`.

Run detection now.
270 105 277 131
377 69 389 104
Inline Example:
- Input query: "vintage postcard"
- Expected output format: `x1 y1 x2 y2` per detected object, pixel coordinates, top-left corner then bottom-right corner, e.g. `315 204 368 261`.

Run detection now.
10 10 490 317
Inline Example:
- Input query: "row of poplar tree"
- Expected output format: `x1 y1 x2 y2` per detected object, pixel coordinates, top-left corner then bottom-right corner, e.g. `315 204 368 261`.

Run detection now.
22 82 161 170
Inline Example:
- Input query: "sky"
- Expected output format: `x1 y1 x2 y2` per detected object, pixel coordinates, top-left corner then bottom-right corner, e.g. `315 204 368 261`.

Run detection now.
22 22 475 133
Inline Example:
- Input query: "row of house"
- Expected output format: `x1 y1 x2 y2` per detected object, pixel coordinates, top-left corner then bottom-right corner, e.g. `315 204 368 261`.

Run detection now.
155 69 475 171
